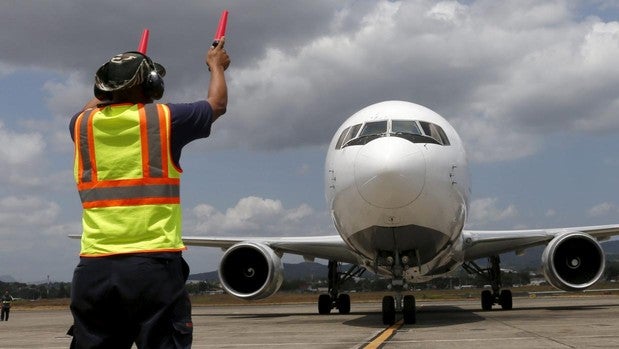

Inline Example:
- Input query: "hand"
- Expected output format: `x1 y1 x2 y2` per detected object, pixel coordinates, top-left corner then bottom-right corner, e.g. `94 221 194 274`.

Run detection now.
207 36 231 71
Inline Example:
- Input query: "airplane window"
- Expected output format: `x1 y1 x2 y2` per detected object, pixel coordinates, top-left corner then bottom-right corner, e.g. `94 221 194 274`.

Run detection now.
419 121 449 145
419 121 433 138
343 124 362 145
335 126 351 149
344 121 387 147
437 126 450 146
336 124 362 149
359 121 388 137
391 120 422 135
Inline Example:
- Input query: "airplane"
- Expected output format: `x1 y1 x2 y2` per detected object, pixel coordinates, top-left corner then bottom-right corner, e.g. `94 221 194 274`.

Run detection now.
182 100 619 324
73 100 619 325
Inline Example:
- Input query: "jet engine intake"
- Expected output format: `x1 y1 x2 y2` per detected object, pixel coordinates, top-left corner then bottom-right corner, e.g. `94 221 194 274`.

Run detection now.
541 232 605 291
218 242 284 300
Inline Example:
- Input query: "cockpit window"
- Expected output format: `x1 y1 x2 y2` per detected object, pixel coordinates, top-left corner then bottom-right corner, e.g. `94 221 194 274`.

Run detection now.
338 119 450 149
391 120 422 135
343 121 388 147
436 126 450 146
359 121 388 137
335 124 362 149
419 121 450 145
344 124 361 145
335 127 351 149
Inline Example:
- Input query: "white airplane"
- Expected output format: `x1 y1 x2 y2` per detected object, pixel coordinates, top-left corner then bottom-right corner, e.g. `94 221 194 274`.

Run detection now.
78 100 619 325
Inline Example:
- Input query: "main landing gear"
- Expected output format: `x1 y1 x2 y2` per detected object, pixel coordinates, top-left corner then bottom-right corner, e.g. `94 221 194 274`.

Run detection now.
463 255 513 311
318 261 365 315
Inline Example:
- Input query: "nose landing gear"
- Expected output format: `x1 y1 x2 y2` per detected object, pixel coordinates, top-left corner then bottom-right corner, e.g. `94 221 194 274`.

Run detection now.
380 249 417 325
382 293 416 325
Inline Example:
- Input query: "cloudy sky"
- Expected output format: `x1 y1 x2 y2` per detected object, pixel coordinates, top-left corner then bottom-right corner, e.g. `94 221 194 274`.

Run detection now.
2 0 619 282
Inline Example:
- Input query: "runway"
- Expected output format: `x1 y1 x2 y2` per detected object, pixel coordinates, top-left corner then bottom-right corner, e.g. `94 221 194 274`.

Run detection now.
1 295 619 348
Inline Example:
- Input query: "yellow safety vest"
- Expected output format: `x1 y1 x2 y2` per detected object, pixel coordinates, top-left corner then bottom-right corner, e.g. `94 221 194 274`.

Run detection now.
73 103 185 257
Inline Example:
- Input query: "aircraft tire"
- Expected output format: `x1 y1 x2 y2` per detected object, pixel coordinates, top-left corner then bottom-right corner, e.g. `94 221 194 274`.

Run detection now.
403 295 416 324
481 290 493 311
382 296 396 325
318 294 331 314
338 293 351 314
499 289 513 310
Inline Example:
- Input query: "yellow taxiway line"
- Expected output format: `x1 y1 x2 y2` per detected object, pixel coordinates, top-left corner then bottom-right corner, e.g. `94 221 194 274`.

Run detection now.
362 319 404 348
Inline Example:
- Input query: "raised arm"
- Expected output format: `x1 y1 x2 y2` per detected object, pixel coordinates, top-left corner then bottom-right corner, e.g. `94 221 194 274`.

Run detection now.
206 36 231 121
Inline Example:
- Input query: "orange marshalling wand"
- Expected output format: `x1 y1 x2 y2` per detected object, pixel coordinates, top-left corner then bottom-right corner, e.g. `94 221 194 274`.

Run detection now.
137 29 150 54
212 10 229 47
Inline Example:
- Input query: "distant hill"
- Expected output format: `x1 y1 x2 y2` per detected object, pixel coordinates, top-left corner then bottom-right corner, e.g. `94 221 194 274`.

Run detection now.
0 275 17 283
189 240 619 281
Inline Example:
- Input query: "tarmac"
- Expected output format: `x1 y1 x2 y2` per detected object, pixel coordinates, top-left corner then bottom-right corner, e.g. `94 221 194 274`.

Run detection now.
1 294 619 348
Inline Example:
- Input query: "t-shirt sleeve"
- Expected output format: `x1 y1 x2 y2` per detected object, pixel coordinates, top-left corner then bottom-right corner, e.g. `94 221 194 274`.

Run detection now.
166 100 214 167
69 112 81 142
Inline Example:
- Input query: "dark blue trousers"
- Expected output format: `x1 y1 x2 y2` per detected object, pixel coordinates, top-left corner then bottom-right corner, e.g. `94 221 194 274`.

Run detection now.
69 253 192 349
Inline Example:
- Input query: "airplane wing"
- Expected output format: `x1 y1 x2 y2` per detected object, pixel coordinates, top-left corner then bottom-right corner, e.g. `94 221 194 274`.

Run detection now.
182 235 361 265
461 224 619 260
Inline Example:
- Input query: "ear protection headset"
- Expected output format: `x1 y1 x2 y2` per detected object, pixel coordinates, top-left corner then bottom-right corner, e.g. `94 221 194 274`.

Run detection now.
94 51 165 101
138 52 165 100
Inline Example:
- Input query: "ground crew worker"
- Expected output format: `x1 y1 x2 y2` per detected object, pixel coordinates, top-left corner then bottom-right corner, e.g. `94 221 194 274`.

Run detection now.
68 37 230 348
1 290 13 321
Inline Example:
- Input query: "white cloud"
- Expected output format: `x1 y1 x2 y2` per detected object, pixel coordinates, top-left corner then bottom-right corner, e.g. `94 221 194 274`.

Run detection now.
0 122 46 187
43 72 92 120
426 1 469 24
587 202 618 217
0 196 60 237
0 122 44 165
296 163 311 176
455 118 541 162
468 197 518 227
188 196 327 237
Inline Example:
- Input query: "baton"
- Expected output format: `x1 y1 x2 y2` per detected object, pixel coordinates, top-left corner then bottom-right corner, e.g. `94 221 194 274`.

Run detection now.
138 29 150 54
212 10 229 47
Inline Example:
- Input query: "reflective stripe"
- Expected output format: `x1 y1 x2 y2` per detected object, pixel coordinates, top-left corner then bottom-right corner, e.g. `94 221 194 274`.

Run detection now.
79 183 179 204
144 103 164 178
78 109 97 183
81 197 180 209
77 177 179 190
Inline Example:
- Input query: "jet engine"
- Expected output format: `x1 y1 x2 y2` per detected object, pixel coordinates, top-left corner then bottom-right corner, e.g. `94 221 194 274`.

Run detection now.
218 242 284 300
541 232 605 291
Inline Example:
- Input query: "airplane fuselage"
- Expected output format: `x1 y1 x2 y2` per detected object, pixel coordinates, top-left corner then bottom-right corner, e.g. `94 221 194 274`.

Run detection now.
325 101 470 282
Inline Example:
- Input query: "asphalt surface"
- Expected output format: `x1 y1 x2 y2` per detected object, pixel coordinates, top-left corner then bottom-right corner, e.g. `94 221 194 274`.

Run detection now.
1 295 618 348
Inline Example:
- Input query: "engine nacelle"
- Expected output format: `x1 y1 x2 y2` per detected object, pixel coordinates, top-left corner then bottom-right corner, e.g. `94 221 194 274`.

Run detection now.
541 232 605 291
218 242 284 300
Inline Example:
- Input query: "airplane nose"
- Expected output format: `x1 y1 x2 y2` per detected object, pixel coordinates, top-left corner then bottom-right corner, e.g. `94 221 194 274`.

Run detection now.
354 137 426 209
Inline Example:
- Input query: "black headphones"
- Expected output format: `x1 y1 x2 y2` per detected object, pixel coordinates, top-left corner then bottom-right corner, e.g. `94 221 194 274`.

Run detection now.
94 51 165 101
139 52 165 100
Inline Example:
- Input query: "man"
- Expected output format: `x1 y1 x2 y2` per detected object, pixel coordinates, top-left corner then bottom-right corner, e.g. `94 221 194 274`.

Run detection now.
68 38 230 348
1 290 12 321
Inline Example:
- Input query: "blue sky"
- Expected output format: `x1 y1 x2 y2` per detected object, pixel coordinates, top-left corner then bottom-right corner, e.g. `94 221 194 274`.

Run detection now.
2 0 619 282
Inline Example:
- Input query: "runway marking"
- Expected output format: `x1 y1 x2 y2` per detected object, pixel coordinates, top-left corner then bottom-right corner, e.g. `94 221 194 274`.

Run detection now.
362 319 404 349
